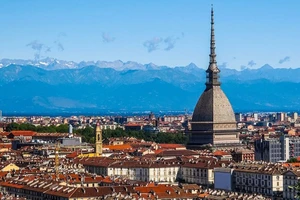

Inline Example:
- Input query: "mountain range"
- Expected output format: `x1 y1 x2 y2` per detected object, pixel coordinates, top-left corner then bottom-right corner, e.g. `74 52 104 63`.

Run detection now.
0 58 300 115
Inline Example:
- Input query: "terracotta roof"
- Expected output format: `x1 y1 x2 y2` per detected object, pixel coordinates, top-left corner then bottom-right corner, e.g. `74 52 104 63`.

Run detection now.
283 162 300 168
153 149 165 155
0 143 12 148
66 151 79 159
124 123 142 127
213 150 230 156
158 144 185 149
10 131 36 136
0 132 9 136
0 171 8 178
157 150 198 157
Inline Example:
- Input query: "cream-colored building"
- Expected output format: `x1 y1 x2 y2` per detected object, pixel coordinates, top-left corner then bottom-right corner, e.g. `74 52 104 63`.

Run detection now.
179 159 227 186
234 169 283 196
100 123 118 130
213 162 290 199
81 157 229 184
99 160 181 183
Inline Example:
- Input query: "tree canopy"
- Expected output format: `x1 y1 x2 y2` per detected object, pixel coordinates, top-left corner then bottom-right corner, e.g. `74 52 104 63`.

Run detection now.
287 157 298 163
6 122 69 133
5 123 188 144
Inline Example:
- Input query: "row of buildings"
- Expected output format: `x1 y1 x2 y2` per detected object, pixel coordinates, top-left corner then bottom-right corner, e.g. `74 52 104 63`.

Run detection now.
214 162 300 200
255 135 300 163
0 5 300 200
235 112 299 123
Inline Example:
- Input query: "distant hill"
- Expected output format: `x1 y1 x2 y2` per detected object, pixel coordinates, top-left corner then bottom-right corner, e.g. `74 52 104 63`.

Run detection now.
0 59 300 114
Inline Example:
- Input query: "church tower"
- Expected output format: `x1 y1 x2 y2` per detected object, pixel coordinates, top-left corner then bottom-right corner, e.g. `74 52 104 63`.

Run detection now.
95 122 102 156
187 6 240 149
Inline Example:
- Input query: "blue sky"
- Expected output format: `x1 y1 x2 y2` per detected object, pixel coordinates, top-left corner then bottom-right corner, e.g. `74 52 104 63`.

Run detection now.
0 0 299 70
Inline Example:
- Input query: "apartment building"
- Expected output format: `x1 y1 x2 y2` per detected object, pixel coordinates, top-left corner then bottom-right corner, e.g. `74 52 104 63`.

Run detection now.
233 165 283 197
108 160 181 182
81 158 181 183
214 163 285 198
255 135 300 162
179 159 229 186
283 169 300 200
80 157 229 185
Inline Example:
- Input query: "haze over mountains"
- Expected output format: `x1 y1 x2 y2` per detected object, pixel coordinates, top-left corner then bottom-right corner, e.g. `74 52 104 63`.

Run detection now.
1 58 300 115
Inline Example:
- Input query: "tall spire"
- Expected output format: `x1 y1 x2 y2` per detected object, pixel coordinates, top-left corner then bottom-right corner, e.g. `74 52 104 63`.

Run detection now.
210 4 217 65
206 4 220 87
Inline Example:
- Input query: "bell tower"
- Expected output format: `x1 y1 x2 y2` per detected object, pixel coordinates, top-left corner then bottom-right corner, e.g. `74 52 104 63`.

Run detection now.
95 122 102 156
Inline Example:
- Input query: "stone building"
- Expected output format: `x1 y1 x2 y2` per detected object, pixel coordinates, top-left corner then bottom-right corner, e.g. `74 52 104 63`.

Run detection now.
187 6 239 149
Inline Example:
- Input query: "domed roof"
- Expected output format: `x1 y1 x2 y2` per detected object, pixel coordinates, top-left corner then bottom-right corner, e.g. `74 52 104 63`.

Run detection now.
191 6 236 124
192 86 236 123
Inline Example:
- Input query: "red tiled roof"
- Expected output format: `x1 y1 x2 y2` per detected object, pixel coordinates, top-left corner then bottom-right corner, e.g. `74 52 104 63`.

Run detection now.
157 150 198 157
0 171 8 178
0 132 9 136
283 162 300 168
0 143 11 148
213 150 230 156
66 151 79 159
124 124 142 127
158 143 185 149
10 131 36 136
153 149 165 155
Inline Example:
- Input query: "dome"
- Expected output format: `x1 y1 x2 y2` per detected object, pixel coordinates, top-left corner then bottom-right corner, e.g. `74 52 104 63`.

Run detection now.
187 6 239 148
192 86 236 123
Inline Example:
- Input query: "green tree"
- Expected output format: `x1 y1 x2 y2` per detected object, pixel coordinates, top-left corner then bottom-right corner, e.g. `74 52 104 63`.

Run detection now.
75 126 95 142
289 182 300 199
5 122 188 144
287 157 298 163
6 123 20 132
56 124 69 133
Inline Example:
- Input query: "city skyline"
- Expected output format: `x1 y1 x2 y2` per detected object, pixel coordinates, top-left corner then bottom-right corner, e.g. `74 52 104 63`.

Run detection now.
1 2 300 199
0 0 299 70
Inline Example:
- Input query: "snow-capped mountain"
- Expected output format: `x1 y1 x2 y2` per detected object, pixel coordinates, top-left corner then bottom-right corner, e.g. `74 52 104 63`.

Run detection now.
0 58 78 70
0 58 167 71
1 59 300 114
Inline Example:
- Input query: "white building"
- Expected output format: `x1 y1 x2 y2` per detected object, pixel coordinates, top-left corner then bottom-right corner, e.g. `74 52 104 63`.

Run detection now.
81 157 230 185
253 113 259 121
108 160 181 182
82 158 181 183
292 112 298 122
